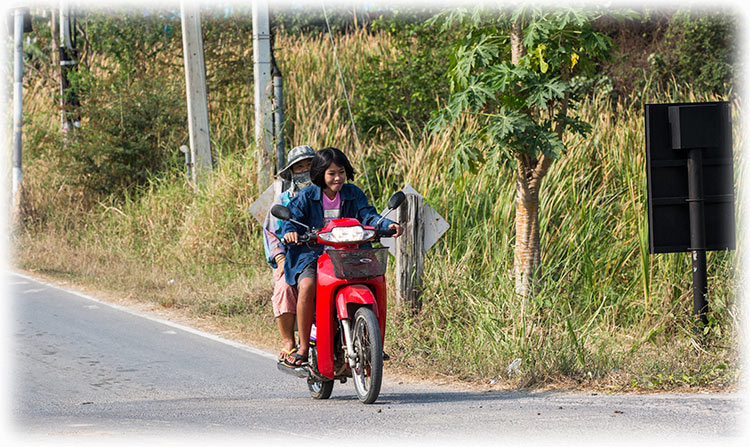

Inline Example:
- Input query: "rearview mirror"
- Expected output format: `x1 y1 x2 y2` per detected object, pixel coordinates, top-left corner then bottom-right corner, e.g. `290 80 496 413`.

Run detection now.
271 204 291 221
375 191 406 229
387 191 406 210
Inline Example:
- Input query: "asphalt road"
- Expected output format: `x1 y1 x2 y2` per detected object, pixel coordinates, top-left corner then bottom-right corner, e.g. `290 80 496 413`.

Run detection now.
7 271 746 445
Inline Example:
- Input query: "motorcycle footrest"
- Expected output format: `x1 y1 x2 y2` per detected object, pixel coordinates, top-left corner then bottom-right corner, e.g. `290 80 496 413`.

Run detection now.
276 361 310 379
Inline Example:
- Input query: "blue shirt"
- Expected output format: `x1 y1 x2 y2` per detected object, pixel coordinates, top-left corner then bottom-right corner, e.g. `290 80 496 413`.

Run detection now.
281 183 396 286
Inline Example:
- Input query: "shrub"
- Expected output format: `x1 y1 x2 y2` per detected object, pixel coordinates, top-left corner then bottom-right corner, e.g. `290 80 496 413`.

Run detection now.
354 14 454 138
66 75 186 198
648 10 737 96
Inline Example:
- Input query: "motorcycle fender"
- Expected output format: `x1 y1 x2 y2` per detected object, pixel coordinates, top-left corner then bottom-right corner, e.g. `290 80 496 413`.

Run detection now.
336 285 377 320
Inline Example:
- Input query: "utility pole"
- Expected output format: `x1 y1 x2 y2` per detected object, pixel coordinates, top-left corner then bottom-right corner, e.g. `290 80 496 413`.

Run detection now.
253 0 274 191
59 0 79 133
181 0 213 184
12 8 28 222
272 54 285 173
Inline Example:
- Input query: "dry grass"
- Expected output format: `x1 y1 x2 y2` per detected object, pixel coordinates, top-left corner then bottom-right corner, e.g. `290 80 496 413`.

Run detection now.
12 19 741 391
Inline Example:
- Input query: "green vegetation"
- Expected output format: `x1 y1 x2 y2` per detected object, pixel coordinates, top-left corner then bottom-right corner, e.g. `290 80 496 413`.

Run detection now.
13 6 741 390
430 8 613 297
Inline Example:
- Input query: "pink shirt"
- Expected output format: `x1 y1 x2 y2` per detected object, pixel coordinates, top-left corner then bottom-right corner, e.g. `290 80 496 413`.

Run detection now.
322 191 341 225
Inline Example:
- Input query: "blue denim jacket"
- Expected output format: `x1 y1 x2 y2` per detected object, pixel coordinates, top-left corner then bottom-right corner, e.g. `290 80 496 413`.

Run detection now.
281 183 395 285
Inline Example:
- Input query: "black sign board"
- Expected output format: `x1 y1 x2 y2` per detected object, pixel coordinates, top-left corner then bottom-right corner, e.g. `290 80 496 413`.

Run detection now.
645 101 734 254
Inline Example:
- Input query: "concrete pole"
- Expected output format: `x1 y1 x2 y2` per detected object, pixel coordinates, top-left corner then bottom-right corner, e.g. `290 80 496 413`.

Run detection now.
273 64 285 173
60 2 72 48
181 0 213 184
253 0 274 191
59 0 79 132
12 8 25 212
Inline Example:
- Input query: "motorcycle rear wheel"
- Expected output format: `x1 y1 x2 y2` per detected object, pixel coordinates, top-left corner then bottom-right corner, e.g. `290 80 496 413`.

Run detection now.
352 306 383 404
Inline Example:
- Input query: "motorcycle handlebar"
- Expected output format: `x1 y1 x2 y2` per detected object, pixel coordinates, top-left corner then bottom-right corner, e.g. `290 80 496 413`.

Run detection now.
281 231 317 246
376 228 397 238
283 228 395 245
298 232 315 244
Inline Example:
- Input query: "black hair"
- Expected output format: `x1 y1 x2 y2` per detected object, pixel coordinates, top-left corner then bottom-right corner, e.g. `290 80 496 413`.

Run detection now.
310 147 356 188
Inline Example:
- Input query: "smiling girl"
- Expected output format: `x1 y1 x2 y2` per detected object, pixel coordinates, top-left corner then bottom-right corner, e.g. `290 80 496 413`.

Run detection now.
280 147 403 367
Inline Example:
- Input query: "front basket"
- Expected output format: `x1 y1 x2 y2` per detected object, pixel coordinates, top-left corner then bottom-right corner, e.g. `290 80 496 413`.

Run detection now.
327 247 389 280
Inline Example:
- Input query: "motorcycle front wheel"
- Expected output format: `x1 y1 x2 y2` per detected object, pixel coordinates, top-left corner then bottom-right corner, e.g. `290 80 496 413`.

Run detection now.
352 306 383 404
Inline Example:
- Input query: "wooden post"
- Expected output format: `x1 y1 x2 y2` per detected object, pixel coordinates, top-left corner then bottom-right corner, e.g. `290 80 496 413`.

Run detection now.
395 193 425 310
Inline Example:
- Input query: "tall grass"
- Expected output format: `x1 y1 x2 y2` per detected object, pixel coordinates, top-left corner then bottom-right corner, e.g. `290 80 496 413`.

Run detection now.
14 19 741 389
378 86 741 386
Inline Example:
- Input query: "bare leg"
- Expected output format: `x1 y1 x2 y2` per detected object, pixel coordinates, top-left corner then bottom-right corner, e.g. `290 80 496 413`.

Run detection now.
276 312 296 353
295 276 316 359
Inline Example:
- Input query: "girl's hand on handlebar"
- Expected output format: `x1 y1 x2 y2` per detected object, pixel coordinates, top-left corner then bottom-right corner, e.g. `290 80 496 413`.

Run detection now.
284 232 299 244
389 223 404 238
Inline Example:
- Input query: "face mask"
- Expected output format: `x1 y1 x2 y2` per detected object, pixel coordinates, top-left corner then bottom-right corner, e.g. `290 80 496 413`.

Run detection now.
289 171 311 194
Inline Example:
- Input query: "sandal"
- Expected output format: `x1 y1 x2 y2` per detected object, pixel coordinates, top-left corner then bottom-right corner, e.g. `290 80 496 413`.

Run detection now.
278 347 297 363
283 351 308 368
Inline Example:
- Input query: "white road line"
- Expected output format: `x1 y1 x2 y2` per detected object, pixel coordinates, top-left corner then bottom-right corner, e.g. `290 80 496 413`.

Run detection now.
7 270 277 361
21 288 46 294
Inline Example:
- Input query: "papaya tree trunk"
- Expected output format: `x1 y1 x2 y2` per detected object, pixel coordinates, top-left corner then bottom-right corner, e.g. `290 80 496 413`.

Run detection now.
511 17 543 297
514 162 540 297
513 154 553 297
511 16 525 65
509 17 566 297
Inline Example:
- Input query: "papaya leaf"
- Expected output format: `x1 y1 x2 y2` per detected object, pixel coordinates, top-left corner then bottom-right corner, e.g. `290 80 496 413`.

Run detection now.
449 135 484 178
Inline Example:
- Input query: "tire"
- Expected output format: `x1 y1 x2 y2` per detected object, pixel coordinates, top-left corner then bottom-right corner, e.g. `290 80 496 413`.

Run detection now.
352 306 383 404
308 379 334 399
307 345 333 399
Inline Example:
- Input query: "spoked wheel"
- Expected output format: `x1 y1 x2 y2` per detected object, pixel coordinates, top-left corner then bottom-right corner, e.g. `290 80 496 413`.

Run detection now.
308 379 334 399
307 345 333 399
352 307 383 404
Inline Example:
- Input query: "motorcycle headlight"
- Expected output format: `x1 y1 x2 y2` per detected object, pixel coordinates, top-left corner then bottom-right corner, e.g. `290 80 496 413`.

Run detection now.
319 226 375 243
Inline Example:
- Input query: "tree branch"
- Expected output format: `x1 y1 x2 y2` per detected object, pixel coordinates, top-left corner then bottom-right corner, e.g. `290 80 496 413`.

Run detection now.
530 153 554 190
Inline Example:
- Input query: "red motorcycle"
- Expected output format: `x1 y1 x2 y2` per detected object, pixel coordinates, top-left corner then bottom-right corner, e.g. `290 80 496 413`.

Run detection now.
271 192 404 404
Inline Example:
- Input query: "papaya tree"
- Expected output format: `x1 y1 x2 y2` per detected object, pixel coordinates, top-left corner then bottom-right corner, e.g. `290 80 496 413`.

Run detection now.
431 7 612 297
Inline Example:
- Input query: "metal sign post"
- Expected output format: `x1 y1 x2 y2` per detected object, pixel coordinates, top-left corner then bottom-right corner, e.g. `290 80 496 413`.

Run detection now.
686 144 708 325
645 101 734 327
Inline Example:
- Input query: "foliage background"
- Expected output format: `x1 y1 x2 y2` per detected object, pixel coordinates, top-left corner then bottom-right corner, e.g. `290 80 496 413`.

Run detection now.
9 4 743 389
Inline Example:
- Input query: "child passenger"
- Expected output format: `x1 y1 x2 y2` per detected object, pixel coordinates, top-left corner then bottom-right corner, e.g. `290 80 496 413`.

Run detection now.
281 147 403 367
262 145 315 364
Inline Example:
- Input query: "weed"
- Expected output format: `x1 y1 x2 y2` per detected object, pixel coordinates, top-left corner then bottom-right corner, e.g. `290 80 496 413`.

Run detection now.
13 17 740 391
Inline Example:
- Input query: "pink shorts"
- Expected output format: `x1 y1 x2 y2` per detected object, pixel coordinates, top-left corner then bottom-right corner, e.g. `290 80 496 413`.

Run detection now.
271 266 297 317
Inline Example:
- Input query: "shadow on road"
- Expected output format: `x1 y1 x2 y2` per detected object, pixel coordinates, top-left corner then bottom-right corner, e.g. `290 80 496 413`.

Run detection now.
329 389 569 405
